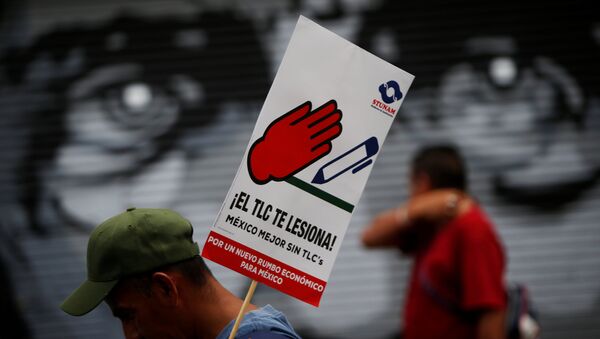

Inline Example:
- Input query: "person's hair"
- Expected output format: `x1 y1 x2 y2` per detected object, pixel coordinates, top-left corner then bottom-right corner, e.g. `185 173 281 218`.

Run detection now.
130 256 212 296
411 145 467 191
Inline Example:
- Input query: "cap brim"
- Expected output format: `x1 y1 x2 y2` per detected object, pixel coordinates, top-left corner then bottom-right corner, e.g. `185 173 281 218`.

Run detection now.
60 279 118 316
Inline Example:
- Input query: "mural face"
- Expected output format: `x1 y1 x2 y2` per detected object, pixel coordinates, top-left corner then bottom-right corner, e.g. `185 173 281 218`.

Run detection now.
1 10 271 338
1 1 598 338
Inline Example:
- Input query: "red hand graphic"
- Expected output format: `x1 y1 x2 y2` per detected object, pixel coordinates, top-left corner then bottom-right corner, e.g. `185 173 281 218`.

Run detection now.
248 100 343 185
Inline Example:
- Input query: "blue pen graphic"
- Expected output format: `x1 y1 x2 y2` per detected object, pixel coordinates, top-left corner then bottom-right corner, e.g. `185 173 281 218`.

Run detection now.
311 136 379 184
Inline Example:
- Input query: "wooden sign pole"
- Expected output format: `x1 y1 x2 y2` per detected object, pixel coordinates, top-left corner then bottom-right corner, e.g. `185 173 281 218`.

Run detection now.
228 280 259 339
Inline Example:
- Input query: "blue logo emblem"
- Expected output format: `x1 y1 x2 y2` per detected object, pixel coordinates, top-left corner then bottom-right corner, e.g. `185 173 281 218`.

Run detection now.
378 80 403 104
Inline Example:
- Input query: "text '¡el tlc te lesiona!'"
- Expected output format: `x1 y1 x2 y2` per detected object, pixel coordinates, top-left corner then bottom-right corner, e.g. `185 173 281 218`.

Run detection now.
226 191 339 266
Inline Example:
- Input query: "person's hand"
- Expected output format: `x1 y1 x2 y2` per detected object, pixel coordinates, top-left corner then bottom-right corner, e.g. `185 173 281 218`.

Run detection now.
248 100 342 184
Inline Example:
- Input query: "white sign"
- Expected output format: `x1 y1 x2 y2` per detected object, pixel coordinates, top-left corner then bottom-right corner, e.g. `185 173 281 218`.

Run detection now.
202 16 413 306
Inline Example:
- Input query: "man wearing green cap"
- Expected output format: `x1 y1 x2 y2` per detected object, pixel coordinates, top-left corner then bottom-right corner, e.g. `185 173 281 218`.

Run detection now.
60 207 301 339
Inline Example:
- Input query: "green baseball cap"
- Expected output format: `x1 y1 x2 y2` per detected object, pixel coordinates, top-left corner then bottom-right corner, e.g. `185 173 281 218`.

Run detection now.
60 207 200 316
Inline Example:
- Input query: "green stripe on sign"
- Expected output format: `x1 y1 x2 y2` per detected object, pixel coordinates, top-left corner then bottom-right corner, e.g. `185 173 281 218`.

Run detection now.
284 176 354 213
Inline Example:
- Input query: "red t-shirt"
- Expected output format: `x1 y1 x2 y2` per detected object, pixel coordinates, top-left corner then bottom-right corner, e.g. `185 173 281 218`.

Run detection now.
403 204 506 339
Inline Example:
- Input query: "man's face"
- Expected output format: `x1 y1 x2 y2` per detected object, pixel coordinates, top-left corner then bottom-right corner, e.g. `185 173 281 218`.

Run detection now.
106 279 185 339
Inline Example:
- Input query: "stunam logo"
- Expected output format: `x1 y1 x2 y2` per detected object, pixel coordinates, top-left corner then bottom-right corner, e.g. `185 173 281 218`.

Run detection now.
371 80 403 117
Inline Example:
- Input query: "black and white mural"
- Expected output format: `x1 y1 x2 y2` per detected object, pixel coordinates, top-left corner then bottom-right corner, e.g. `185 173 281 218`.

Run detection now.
1 0 598 338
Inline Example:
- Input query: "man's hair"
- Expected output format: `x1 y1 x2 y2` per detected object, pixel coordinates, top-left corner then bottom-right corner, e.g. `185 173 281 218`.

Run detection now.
130 256 212 296
411 145 467 191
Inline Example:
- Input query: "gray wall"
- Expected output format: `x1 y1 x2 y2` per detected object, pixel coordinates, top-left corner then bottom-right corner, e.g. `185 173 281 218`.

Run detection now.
1 0 598 338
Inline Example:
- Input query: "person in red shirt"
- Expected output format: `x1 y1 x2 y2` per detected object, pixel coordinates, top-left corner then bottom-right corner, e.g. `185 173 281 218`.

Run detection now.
362 145 506 339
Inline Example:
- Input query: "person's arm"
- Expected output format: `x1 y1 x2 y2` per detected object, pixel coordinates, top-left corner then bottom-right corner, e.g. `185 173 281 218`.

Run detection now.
361 189 465 249
360 204 410 248
477 309 506 339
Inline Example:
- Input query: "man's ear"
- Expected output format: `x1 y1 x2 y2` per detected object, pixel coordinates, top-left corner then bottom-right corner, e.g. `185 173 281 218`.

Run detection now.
150 272 180 307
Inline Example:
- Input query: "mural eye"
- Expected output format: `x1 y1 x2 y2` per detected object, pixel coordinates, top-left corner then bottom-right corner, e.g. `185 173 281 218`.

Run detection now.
489 56 517 87
122 82 153 112
102 81 180 137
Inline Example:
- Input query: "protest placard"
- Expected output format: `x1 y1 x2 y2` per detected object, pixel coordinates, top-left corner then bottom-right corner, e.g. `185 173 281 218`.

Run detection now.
202 16 413 307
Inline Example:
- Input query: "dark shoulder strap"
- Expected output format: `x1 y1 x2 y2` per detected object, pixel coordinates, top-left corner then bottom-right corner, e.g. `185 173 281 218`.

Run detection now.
419 269 477 323
419 269 463 314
